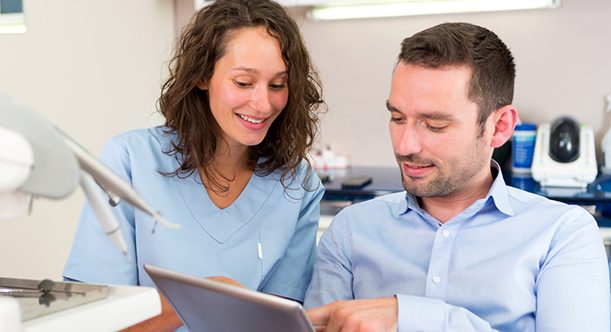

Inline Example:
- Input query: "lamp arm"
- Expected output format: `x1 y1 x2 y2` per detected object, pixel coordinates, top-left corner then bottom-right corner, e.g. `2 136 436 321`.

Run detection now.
80 171 132 263
63 137 180 231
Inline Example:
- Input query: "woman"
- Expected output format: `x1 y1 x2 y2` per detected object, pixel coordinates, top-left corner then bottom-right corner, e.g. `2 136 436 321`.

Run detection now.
62 0 326 330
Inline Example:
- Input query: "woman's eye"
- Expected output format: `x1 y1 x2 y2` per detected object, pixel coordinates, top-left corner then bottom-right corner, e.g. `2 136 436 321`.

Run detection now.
234 81 251 88
269 83 287 90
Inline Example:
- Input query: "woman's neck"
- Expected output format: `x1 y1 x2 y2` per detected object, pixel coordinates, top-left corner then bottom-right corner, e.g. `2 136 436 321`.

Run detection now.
213 142 251 175
200 143 254 210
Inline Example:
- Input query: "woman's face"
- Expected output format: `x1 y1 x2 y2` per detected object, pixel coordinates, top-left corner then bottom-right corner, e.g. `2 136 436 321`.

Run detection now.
198 27 289 151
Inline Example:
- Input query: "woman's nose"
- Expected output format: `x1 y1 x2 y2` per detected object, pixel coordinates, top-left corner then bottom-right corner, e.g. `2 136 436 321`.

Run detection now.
250 86 273 114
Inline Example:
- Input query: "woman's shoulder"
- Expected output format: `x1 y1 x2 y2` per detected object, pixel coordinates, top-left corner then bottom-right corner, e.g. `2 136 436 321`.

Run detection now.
278 159 318 182
105 126 173 152
99 126 180 175
287 160 324 196
110 126 169 144
255 159 320 190
99 126 174 160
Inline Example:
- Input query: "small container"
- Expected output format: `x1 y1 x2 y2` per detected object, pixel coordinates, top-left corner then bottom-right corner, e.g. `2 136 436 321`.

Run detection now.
511 172 537 192
512 123 537 173
603 94 611 174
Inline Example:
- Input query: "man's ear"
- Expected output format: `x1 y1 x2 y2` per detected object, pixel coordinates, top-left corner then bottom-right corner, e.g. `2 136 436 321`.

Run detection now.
490 105 518 148
196 80 208 90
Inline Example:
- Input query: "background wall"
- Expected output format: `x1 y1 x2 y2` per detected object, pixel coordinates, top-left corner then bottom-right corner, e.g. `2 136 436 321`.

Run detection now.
296 0 611 167
2 0 611 281
0 0 174 280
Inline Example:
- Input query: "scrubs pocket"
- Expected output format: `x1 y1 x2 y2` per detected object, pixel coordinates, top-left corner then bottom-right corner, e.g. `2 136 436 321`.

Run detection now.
259 228 295 283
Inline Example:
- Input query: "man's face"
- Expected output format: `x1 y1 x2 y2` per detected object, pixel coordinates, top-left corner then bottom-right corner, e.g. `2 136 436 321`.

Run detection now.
387 62 493 198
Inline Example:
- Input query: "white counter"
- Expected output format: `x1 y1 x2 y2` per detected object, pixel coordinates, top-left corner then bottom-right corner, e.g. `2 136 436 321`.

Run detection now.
19 285 160 332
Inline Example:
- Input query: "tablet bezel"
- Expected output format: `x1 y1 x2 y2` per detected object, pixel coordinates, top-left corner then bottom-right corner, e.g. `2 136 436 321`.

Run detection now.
143 264 315 332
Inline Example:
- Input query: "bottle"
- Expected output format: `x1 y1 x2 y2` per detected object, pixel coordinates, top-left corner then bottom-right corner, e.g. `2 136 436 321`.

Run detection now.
512 123 537 173
322 145 335 169
602 94 611 174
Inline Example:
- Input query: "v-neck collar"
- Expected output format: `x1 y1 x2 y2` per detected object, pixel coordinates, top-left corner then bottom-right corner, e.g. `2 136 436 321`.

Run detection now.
172 168 279 244
153 127 280 243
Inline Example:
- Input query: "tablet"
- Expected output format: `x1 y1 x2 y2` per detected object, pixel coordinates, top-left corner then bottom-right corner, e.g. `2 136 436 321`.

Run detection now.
143 264 315 332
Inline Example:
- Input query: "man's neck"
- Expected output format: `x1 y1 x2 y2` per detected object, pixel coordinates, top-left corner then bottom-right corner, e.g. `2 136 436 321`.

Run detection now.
417 168 496 224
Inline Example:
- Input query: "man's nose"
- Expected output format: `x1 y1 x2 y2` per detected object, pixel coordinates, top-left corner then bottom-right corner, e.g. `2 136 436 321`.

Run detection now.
395 125 423 156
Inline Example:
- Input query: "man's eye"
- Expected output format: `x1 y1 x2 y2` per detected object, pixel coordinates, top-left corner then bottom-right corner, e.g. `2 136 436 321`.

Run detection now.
391 117 404 123
427 124 446 132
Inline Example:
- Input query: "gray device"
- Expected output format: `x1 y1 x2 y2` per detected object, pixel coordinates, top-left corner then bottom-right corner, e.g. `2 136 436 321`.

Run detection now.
143 264 316 332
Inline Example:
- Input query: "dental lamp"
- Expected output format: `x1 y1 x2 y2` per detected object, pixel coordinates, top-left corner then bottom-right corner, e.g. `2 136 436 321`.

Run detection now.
0 91 180 261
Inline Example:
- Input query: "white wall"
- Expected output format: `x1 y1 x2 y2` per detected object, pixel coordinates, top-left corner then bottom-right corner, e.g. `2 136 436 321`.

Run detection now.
0 0 175 280
294 0 611 166
3 0 611 281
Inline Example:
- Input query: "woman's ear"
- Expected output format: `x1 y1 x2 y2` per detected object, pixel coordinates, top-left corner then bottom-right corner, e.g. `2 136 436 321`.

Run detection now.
196 80 208 90
491 105 518 148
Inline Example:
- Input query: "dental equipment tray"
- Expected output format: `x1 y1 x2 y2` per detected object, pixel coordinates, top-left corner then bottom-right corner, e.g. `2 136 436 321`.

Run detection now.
0 277 109 321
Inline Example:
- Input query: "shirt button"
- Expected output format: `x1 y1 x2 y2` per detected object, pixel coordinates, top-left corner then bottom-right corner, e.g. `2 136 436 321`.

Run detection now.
433 276 441 283
442 230 450 237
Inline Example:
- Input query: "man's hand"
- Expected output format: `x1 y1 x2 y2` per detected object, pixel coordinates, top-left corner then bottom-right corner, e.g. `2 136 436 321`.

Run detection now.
305 297 398 332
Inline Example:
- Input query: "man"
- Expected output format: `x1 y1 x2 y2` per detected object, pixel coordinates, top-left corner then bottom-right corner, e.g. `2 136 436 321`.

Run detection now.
304 22 610 332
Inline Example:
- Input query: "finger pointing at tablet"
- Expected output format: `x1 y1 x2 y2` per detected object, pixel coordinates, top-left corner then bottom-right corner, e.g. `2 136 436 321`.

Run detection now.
306 298 398 332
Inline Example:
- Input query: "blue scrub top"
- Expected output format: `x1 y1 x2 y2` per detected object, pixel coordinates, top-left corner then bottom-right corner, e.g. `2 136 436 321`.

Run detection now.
63 126 324 303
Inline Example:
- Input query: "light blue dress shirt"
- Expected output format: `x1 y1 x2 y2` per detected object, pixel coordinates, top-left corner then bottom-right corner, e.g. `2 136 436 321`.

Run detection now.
305 162 610 332
63 127 323 325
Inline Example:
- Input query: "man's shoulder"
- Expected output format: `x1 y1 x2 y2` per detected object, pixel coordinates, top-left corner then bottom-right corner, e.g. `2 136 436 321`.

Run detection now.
506 185 570 209
338 192 406 218
321 192 407 247
504 186 594 225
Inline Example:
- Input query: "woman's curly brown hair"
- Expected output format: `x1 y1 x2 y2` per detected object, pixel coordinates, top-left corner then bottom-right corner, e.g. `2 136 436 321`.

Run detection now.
157 0 326 194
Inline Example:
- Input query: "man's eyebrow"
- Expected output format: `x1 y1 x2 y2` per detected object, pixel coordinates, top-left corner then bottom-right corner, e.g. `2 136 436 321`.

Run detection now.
418 112 457 122
386 100 458 121
386 101 400 113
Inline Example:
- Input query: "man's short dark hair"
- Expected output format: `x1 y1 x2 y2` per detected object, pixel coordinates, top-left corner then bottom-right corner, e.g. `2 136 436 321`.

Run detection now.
399 22 516 136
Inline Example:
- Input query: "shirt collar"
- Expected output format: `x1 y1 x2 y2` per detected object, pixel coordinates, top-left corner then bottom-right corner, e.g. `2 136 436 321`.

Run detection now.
399 159 515 217
486 160 515 217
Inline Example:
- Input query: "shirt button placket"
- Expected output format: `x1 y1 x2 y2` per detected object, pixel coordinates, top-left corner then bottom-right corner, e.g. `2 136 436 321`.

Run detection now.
425 225 455 299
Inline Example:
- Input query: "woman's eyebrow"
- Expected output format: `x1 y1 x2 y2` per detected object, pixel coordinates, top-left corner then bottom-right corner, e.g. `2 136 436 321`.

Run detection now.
232 67 258 74
232 67 287 77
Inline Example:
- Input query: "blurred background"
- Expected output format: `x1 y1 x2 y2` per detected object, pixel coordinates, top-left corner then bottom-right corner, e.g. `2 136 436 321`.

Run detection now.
1 0 610 280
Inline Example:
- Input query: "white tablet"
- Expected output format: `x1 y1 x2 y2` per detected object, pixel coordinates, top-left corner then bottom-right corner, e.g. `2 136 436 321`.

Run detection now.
143 264 315 332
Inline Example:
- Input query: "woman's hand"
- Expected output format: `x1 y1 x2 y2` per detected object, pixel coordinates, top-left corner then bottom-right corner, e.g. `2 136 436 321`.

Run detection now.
205 276 248 289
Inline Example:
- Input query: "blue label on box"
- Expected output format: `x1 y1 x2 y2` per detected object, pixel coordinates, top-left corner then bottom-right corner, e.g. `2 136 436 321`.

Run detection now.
514 135 536 167
513 124 537 169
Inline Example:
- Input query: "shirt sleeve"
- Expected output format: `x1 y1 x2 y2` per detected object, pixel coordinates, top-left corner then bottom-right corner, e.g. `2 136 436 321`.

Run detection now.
304 210 354 309
259 166 325 302
534 208 610 332
396 208 610 332
396 294 498 332
62 138 139 285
